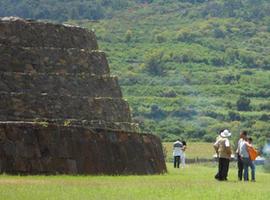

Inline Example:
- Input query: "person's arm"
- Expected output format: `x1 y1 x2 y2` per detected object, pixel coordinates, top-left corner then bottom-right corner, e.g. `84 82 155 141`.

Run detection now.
182 145 187 151
236 139 240 154
245 142 252 148
213 141 219 154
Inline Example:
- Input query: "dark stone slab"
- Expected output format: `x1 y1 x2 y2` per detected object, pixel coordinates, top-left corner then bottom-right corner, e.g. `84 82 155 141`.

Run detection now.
0 122 167 175
0 17 98 49
0 93 132 122
0 44 109 75
0 72 122 97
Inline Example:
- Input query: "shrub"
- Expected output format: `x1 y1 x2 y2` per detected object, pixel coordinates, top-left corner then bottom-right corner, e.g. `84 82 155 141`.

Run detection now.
125 29 133 42
148 104 166 120
236 96 251 111
228 111 241 121
260 114 270 121
155 34 167 43
160 89 177 98
210 56 225 66
144 50 166 76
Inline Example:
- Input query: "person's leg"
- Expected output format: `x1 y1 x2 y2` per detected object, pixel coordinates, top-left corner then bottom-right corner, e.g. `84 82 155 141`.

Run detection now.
215 158 222 180
242 158 249 181
181 153 185 168
177 156 180 168
220 158 229 180
224 159 230 180
250 160 256 181
174 156 177 168
237 155 243 181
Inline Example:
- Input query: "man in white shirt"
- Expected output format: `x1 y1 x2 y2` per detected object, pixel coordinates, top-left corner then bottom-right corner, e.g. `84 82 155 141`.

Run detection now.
173 139 183 168
236 131 247 181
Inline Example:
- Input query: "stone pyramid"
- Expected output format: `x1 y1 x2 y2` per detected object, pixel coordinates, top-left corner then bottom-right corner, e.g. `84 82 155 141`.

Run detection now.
0 17 166 175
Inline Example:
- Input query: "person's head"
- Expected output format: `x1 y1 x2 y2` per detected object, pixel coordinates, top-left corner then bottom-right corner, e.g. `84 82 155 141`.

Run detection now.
248 137 253 144
240 131 247 139
220 129 232 138
182 140 187 146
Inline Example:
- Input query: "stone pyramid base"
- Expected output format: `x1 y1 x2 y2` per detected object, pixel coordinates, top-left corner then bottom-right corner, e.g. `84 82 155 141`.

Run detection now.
0 122 166 175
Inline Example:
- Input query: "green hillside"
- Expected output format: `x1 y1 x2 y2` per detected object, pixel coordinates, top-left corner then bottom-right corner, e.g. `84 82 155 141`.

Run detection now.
0 0 142 21
1 0 270 146
71 0 270 146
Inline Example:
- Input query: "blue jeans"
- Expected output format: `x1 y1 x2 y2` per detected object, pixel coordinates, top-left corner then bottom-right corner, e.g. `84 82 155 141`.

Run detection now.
242 157 255 181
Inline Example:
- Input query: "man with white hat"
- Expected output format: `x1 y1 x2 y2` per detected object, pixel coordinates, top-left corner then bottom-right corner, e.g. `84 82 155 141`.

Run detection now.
214 129 232 181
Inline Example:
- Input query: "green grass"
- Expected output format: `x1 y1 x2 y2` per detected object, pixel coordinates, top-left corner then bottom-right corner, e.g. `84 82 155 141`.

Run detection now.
0 164 270 200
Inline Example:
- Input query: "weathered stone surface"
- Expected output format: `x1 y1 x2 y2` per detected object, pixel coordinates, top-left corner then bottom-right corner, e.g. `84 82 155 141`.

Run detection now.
0 122 166 175
0 93 131 122
0 72 122 97
23 119 139 132
0 17 98 49
0 44 109 75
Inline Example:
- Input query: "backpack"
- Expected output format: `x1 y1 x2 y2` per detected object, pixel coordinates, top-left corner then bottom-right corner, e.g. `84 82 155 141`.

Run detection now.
247 146 258 161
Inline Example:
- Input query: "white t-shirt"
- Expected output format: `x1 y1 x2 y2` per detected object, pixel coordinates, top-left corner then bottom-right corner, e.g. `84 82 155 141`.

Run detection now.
239 140 249 158
173 141 183 156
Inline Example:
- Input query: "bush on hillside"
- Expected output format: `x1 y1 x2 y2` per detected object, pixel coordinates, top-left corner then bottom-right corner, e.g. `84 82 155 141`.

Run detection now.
143 50 166 76
236 96 251 111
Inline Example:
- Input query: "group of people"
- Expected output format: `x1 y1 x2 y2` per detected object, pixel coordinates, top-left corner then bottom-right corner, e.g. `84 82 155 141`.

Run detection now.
214 129 258 181
172 139 187 169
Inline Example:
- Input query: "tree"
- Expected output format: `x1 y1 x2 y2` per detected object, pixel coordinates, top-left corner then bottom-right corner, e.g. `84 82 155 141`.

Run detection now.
149 105 166 120
125 29 132 42
213 27 226 38
144 50 166 76
155 34 166 43
236 96 251 111
228 111 241 121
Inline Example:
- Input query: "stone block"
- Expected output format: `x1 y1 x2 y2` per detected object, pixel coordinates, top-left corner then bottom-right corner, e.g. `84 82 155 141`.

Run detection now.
0 45 109 75
0 72 122 97
0 17 98 49
0 93 131 122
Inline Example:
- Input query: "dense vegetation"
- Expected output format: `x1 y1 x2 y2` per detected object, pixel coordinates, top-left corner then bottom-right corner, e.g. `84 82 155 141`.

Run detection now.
0 0 150 21
75 0 270 147
1 0 270 146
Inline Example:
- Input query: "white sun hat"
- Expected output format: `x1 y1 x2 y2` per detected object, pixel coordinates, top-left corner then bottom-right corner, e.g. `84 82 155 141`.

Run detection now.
220 129 232 138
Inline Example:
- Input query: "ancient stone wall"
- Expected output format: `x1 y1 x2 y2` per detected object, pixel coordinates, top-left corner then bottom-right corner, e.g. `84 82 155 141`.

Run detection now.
0 44 109 75
0 17 166 175
0 72 121 97
0 122 166 175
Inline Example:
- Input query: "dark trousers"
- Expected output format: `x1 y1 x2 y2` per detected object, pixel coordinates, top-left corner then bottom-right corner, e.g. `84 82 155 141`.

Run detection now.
174 156 180 168
215 158 230 181
237 154 243 181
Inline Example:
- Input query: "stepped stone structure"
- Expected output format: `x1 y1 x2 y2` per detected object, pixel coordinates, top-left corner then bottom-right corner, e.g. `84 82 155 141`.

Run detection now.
0 17 166 175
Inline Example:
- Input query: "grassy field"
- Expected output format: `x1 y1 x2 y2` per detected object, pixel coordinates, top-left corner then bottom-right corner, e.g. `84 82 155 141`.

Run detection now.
0 164 270 200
